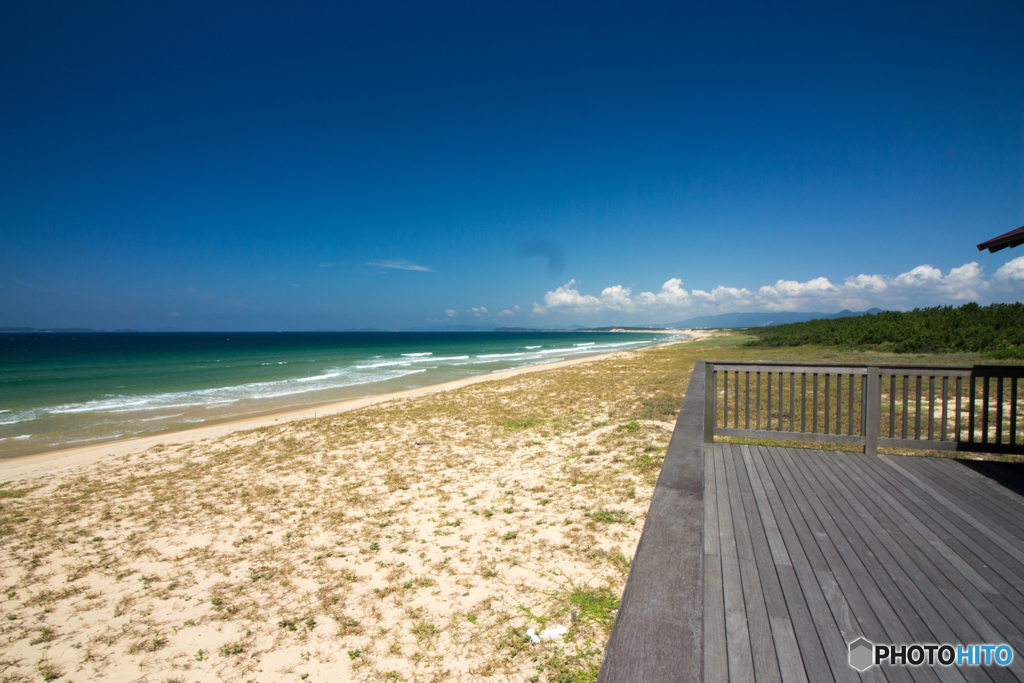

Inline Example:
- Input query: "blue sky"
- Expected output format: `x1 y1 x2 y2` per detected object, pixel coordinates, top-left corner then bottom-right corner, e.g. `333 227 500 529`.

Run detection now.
1 1 1023 330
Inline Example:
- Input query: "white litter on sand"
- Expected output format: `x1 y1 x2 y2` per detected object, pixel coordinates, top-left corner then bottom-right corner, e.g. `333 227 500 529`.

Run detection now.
526 624 568 644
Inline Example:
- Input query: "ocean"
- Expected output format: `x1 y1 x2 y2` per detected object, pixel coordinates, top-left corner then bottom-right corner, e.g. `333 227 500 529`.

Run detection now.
0 331 682 459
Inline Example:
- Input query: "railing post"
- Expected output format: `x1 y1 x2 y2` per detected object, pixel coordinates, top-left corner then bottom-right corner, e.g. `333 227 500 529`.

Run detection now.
704 362 716 444
865 366 880 456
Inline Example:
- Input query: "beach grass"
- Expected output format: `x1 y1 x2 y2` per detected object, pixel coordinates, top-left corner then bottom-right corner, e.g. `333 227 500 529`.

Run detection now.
0 332 1018 682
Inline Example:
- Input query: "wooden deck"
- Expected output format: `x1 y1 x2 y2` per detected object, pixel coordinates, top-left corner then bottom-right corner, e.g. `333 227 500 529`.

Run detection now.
599 362 1024 683
704 444 1024 683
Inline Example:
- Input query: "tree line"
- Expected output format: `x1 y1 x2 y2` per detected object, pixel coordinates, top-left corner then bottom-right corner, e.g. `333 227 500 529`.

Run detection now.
747 302 1024 358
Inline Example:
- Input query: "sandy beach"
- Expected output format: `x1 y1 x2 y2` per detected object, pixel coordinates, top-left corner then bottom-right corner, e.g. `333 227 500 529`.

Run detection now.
0 331 715 683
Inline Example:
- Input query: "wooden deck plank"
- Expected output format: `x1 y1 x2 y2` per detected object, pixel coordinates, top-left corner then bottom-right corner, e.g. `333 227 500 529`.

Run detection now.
846 452 1024 630
923 459 1024 544
803 452 991 680
841 456 1016 610
933 459 1024 511
705 445 729 683
933 460 1024 511
846 455 1024 683
715 445 757 681
777 448 946 683
710 445 1024 683
897 457 1024 543
853 453 1024 591
732 445 808 683
864 456 1024 591
864 458 1024 618
880 455 1024 569
836 453 1024 682
775 449 924 643
904 457 1023 524
751 446 864 683
960 461 1024 499
765 447 925 683
794 450 997 683
737 446 823 683
745 446 843 683
723 444 783 683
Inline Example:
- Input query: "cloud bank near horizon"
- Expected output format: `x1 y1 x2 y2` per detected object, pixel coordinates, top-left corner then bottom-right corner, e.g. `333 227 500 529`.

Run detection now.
532 257 1024 319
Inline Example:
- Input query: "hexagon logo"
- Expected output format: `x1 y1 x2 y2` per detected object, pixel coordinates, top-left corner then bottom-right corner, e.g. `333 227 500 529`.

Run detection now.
849 637 874 671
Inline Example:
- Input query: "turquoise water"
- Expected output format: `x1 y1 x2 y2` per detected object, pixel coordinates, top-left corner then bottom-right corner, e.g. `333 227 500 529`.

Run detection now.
0 331 681 458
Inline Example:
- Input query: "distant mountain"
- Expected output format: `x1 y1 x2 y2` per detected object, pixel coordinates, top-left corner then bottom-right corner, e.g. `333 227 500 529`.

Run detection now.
664 309 883 329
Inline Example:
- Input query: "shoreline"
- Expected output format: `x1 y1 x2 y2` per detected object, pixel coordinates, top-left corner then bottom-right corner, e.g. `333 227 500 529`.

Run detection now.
0 329 714 482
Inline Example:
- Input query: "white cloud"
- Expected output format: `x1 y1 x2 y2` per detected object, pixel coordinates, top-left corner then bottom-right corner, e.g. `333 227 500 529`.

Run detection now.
445 309 457 318
496 309 516 317
759 277 835 298
471 307 489 317
534 259 1023 318
636 278 691 308
169 312 181 317
598 285 636 312
543 280 604 310
368 260 434 272
994 256 1024 284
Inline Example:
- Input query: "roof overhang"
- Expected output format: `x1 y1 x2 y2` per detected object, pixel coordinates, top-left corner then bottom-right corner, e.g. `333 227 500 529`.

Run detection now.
978 225 1024 253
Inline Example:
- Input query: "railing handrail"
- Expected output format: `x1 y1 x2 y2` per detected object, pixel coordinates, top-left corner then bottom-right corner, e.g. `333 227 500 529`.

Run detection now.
704 359 974 370
704 360 1024 456
706 359 974 375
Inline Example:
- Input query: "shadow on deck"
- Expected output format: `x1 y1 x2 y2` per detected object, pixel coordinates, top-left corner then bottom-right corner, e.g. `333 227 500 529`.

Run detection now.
598 361 1024 683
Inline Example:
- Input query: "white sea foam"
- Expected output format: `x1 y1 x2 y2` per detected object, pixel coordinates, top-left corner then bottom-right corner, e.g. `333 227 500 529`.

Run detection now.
402 352 432 357
139 413 184 422
16 366 429 422
575 342 595 346
297 372 341 382
358 355 468 368
525 346 541 349
476 352 526 359
14 435 31 440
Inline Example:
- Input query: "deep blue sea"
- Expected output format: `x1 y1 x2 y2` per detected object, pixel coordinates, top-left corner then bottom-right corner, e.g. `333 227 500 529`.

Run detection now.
0 331 681 458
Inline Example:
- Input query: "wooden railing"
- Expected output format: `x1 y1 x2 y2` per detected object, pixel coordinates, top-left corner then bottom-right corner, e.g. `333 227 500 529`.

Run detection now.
704 361 1024 456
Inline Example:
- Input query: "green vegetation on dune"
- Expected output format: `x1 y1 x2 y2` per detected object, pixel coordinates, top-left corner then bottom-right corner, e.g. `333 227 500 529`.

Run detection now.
747 302 1024 358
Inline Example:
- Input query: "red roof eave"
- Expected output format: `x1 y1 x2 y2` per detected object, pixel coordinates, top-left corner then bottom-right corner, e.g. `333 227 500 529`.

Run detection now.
978 225 1024 254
